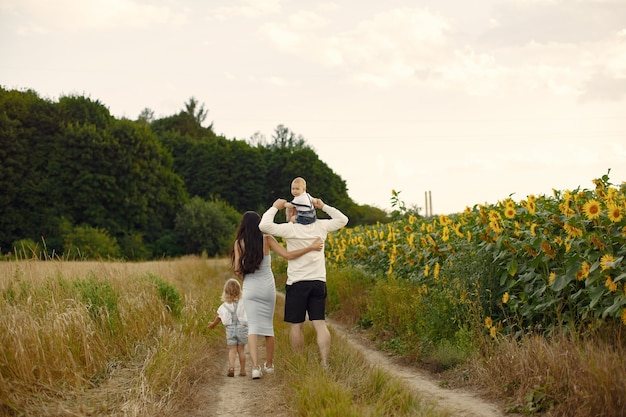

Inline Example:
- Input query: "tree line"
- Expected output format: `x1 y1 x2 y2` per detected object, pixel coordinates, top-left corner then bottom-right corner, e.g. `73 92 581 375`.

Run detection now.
0 87 389 259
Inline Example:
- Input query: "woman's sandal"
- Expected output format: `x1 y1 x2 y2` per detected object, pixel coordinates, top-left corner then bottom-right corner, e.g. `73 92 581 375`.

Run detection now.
239 370 246 377
227 367 235 377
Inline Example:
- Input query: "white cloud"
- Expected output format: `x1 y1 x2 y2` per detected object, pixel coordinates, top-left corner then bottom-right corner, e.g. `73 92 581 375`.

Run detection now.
287 10 328 29
255 5 622 99
440 48 506 95
7 0 185 35
261 22 303 49
260 8 454 88
213 0 282 20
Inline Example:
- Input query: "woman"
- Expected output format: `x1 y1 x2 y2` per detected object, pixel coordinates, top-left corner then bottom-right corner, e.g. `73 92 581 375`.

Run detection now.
231 211 323 379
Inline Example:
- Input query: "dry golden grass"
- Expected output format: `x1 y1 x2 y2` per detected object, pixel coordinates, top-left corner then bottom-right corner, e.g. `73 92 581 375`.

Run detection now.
468 330 626 416
0 257 230 416
1 257 454 417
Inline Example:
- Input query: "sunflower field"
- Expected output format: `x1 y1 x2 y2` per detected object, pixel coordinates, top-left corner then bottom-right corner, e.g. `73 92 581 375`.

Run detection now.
325 173 626 342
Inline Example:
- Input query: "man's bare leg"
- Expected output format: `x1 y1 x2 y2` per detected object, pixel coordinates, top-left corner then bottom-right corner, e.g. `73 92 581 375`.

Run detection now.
311 320 331 366
289 322 305 351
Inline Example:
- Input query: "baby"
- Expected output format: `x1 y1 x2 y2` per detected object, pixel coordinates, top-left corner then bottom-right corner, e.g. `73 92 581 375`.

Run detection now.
284 177 317 224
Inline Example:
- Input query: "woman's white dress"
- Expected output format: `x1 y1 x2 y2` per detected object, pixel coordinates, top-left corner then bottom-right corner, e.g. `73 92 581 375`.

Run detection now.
242 254 276 336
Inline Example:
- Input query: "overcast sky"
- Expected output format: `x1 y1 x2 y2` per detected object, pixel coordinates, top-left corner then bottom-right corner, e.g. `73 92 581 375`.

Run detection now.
2 0 625 214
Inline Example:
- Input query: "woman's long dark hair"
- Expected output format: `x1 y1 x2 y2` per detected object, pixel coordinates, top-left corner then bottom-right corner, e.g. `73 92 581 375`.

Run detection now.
230 211 264 275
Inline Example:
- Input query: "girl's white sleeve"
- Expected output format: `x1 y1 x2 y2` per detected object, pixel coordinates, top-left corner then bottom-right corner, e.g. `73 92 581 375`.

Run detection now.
216 304 232 325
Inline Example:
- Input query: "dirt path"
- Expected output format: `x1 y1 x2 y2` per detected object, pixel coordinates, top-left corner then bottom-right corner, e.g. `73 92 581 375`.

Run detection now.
188 343 291 417
201 321 507 417
329 321 507 417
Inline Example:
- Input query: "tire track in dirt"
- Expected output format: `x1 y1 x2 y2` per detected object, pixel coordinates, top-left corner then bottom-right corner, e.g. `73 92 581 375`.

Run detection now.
328 320 507 417
190 344 291 417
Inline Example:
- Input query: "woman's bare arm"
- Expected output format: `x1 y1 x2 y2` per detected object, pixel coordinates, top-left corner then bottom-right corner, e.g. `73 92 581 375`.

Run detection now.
266 235 323 260
232 241 244 279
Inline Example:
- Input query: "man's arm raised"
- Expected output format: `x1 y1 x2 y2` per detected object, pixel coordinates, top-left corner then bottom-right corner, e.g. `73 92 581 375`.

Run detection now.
259 199 295 238
316 198 349 232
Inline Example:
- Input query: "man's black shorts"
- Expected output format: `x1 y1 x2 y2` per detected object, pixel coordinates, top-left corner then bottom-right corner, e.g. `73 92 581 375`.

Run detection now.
284 280 327 323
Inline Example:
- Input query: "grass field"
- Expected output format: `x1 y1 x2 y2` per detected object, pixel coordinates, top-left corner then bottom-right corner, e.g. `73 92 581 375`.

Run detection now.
1 257 452 417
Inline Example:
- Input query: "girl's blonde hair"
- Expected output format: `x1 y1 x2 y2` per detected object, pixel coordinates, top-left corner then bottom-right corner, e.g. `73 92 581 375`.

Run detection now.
221 278 242 303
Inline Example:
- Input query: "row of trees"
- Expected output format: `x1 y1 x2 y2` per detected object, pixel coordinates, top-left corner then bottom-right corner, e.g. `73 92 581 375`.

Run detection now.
0 87 389 259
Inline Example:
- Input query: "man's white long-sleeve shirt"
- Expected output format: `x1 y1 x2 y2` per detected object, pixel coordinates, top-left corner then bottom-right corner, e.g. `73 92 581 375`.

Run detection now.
259 204 348 285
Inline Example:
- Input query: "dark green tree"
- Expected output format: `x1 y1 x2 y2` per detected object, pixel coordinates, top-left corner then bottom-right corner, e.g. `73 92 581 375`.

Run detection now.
48 118 187 251
174 197 239 256
57 94 113 129
151 97 215 139
0 88 187 256
0 87 61 253
63 223 122 260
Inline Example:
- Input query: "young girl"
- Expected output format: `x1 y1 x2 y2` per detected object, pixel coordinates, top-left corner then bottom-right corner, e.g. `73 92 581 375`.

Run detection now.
208 278 248 377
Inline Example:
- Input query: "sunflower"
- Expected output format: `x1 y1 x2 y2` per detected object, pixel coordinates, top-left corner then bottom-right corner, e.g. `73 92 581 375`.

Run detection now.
622 308 626 326
607 204 623 222
563 223 583 238
582 199 602 220
523 245 538 257
605 276 618 292
600 254 615 271
485 316 493 329
489 220 502 234
549 272 556 285
502 292 510 304
441 226 450 242
504 206 516 219
559 201 575 217
490 326 497 339
590 235 605 251
579 261 590 280
541 241 556 259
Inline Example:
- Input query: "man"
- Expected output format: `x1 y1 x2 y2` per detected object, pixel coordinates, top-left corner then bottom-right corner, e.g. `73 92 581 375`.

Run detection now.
259 197 348 368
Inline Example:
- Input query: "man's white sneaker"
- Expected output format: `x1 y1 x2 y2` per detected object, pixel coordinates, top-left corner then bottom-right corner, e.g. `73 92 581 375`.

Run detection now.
263 362 275 374
252 366 262 379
